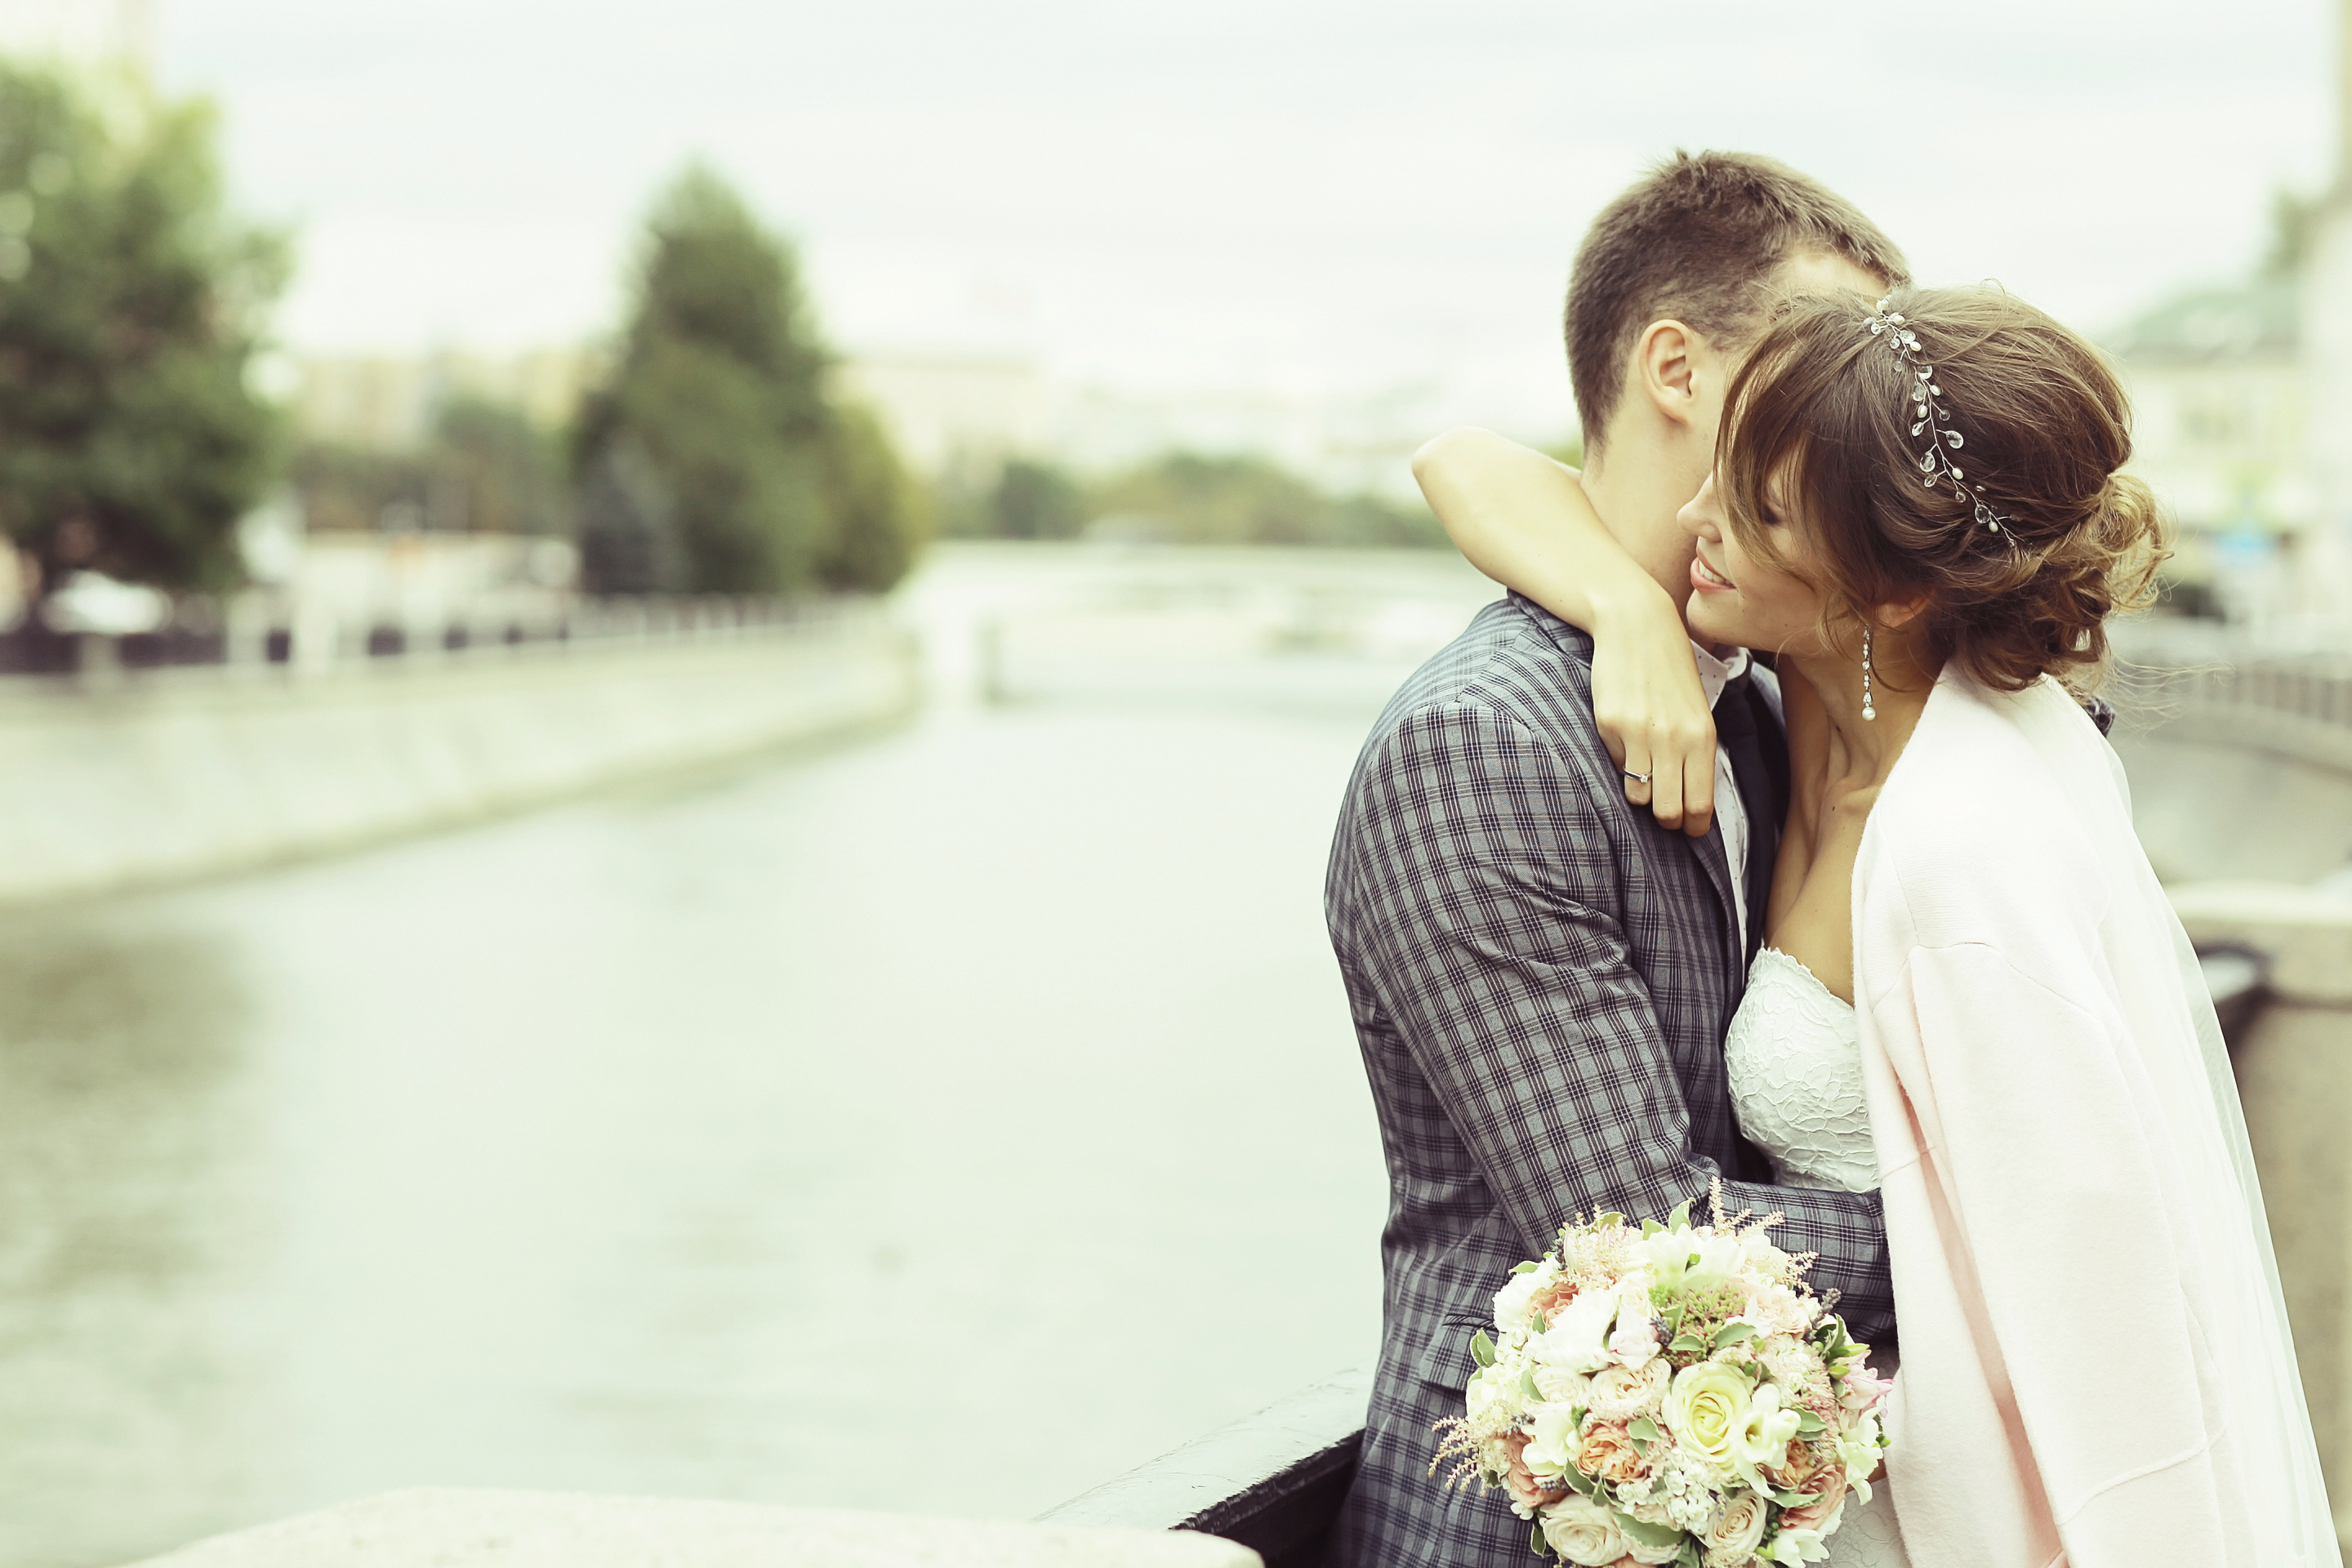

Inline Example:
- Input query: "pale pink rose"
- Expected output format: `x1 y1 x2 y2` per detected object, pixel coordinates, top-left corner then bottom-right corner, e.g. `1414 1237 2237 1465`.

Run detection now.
1767 1436 1829 1492
1607 1298 1662 1370
1586 1357 1671 1421
1840 1370 1894 1414
1575 1420 1653 1485
1780 1465 1848 1533
1500 1431 1570 1512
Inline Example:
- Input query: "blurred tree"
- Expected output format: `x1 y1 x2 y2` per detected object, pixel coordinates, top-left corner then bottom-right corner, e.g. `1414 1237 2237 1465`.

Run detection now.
0 64 287 594
434 397 569 535
816 401 928 591
1089 451 1443 548
575 166 923 595
990 458 1085 539
287 398 569 537
2265 188 2317 278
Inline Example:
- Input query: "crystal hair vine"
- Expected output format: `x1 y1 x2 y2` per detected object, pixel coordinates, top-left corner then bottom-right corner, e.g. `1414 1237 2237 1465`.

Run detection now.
1862 296 2013 537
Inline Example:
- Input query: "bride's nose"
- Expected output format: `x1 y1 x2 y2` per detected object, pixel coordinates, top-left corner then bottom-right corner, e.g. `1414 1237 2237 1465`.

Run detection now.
1680 472 1726 541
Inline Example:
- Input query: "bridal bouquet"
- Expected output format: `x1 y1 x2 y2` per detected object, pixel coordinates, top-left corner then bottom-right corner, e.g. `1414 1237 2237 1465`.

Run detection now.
1432 1192 1891 1567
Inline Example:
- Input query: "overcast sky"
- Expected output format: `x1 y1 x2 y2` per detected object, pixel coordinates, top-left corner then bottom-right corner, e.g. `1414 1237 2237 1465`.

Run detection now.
159 0 2331 434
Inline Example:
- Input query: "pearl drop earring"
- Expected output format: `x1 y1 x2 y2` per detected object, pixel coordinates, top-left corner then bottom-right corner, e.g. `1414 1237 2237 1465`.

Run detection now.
1861 625 1877 722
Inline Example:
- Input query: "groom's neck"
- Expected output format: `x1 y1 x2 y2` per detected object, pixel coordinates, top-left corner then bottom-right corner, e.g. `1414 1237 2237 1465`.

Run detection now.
1579 436 1706 615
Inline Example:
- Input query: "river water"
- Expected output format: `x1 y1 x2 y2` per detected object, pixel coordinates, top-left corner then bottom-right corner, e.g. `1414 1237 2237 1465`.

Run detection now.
0 545 1499 1567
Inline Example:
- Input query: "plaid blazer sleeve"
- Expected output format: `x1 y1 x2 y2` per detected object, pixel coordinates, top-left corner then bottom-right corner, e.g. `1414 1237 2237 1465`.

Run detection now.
1346 697 1896 1346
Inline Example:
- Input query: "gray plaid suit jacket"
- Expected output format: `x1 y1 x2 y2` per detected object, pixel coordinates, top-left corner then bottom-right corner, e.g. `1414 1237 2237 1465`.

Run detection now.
1324 595 1896 1567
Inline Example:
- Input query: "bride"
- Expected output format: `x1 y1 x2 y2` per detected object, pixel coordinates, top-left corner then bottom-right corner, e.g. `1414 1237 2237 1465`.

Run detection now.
1414 285 2336 1566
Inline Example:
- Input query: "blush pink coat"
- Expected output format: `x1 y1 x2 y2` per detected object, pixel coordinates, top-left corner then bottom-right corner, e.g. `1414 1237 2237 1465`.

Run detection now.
1850 671 2334 1568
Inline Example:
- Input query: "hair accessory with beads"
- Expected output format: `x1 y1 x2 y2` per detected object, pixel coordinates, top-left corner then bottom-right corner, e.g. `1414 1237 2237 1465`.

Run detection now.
1862 296 2013 536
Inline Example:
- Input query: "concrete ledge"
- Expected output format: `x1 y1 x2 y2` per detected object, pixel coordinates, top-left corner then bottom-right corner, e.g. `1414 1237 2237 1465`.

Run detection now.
2171 880 2352 1006
118 1489 1263 1568
0 613 919 906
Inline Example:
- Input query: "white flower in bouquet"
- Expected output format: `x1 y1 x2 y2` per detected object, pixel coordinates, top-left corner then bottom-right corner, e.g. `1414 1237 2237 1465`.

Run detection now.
1606 1288 1664 1370
1495 1260 1561 1332
1540 1289 1619 1375
1729 1382 1804 1491
1835 1411 1885 1495
1520 1402 1582 1481
1537 1495 1625 1566
1759 1524 1832 1564
1699 1490 1771 1565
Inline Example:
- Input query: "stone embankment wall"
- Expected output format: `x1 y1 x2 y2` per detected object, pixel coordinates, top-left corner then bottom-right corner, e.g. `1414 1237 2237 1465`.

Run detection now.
0 608 919 906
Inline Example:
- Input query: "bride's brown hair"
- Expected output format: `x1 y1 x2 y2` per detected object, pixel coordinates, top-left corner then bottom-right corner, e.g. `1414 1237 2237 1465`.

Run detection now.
1716 285 2165 693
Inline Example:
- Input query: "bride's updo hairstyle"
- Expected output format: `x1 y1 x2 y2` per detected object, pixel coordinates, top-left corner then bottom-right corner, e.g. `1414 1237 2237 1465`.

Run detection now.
1716 285 2165 693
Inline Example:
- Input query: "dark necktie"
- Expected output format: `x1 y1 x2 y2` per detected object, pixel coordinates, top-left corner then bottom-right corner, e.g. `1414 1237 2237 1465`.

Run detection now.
1711 670 1787 966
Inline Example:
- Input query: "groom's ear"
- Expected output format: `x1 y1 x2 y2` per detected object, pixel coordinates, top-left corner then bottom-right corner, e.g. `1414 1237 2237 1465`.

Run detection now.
1631 318 1707 430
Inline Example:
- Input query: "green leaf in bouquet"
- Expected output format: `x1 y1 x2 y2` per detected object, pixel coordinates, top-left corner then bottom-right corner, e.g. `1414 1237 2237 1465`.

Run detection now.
1628 1414 1663 1453
1519 1369 1544 1405
1560 1463 1600 1500
1530 1520 1548 1558
1512 1261 1539 1274
1531 1310 1548 1334
1615 1512 1686 1551
1676 1542 1702 1568
1712 1321 1759 1350
1771 1488 1821 1508
1794 1410 1825 1433
1668 1334 1704 1356
1595 1212 1624 1228
1472 1330 1496 1369
1642 1218 1664 1238
1666 1198 1693 1231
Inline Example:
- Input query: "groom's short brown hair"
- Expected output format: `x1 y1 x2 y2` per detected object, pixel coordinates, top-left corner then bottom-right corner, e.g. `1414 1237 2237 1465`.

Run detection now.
1567 150 1909 453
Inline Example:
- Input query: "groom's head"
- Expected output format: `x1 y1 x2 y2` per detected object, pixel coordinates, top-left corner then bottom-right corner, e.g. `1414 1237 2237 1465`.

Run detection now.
1570 152 1907 491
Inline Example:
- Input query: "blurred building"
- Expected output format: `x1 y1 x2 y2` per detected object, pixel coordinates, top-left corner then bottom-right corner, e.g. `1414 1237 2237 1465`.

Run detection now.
832 350 1049 482
2109 279 2308 620
294 347 603 450
2294 0 2352 626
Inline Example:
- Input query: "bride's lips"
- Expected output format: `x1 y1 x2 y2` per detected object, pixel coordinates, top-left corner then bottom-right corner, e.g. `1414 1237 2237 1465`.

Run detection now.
1690 554 1735 595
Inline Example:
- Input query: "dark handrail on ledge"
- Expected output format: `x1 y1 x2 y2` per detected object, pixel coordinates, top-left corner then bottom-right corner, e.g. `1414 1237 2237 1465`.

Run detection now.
1041 1363 1372 1568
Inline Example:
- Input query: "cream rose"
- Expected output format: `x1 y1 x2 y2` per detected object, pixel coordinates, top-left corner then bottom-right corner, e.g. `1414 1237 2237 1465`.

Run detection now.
1607 1291 1663 1370
1666 1361 1752 1471
1586 1357 1671 1421
1699 1491 1770 1565
1539 1494 1627 1567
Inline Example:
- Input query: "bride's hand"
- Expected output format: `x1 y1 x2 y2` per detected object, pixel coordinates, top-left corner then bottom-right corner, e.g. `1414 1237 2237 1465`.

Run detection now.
1589 583 1716 837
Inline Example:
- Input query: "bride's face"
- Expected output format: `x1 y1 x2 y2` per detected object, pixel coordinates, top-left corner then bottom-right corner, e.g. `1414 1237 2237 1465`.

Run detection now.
1677 467 1832 657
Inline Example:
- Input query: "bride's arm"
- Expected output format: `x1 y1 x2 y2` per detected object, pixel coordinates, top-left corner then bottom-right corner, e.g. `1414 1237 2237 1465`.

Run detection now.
1413 427 1717 836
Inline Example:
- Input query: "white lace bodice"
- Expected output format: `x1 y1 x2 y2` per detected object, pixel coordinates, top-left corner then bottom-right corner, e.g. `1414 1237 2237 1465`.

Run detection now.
1722 947 1878 1193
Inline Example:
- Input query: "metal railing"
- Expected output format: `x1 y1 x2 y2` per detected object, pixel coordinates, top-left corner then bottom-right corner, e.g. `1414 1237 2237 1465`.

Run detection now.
1041 1365 1370 1568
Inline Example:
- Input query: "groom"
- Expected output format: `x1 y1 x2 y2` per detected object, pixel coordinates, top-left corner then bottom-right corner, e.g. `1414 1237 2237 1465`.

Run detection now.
1325 153 1909 1566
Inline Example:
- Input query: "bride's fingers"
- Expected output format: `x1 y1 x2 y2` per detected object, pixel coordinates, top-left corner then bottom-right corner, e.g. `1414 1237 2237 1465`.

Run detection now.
1648 734 1686 831
1681 744 1715 840
1620 746 1653 808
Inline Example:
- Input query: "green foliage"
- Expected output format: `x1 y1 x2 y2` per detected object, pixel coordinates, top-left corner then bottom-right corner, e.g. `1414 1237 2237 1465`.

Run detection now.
0 63 286 592
990 458 1085 540
816 401 929 592
575 165 921 595
292 397 569 538
2265 188 2316 278
1088 451 1446 548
